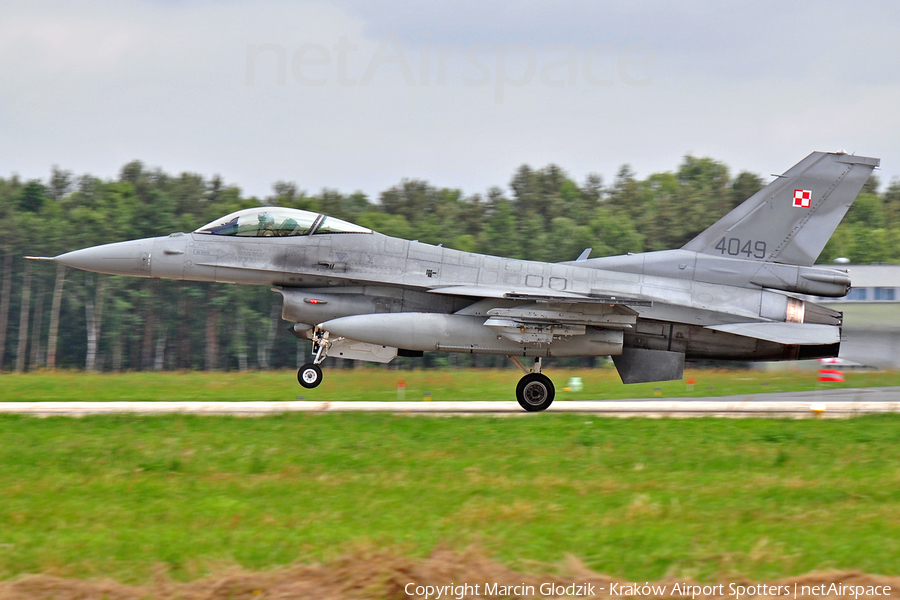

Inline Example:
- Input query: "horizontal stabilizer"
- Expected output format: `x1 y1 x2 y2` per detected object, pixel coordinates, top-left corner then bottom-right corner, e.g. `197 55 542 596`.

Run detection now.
705 322 840 345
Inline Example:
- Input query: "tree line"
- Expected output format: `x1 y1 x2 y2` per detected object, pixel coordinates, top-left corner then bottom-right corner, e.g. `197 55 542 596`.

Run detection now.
0 157 892 373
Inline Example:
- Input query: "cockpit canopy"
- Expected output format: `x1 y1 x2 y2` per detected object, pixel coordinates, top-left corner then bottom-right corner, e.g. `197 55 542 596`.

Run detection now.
195 207 371 237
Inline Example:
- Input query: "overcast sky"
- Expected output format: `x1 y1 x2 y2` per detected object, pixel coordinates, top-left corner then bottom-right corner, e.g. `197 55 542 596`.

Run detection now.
3 0 899 200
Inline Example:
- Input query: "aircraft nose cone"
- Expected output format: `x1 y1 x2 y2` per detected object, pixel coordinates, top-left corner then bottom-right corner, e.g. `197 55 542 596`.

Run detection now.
54 238 155 277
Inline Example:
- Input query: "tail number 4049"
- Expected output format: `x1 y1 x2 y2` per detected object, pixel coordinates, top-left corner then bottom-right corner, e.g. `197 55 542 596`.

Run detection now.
715 237 767 259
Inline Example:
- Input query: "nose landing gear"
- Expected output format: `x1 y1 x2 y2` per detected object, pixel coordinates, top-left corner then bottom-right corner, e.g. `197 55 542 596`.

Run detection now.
298 363 323 388
298 327 330 389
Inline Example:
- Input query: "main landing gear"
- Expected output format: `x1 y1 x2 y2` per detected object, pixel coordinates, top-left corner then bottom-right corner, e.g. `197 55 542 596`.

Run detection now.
298 328 330 389
508 356 555 412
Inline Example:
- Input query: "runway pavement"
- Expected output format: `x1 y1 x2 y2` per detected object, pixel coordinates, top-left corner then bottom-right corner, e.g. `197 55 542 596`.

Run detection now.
1 387 899 417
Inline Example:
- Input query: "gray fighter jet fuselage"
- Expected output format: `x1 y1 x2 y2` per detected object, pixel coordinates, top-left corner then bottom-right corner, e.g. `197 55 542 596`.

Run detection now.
34 151 879 411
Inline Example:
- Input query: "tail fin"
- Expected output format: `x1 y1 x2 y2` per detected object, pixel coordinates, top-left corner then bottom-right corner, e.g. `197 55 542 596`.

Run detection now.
682 152 879 266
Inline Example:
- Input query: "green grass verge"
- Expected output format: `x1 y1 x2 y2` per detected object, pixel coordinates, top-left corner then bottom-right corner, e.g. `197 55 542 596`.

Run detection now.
0 413 898 583
2 367 900 402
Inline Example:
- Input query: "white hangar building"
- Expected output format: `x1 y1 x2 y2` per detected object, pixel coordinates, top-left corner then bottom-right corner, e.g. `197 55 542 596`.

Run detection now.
816 265 900 368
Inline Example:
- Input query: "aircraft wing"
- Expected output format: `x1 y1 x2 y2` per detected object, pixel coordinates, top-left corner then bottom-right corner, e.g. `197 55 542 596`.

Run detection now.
428 285 650 306
430 285 644 344
704 322 840 345
481 302 639 344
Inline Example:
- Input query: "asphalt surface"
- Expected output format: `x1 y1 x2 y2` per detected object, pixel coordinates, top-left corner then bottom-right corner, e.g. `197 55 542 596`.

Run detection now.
1 387 899 417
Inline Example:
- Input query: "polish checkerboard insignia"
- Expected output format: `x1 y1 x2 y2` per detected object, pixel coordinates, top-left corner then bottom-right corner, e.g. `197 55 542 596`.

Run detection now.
793 189 812 208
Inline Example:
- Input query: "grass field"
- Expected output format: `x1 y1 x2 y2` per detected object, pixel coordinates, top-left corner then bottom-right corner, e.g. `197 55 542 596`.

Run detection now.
0 411 898 585
2 366 900 402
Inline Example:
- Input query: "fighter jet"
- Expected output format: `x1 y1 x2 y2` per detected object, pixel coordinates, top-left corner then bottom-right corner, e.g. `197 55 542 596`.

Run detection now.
31 151 879 411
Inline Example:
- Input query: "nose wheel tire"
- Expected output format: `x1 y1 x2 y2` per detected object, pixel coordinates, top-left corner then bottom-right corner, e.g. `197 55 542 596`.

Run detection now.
298 363 323 388
516 373 555 412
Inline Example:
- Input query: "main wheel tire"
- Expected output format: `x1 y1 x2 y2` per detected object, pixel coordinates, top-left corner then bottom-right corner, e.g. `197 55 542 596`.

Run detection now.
516 373 555 412
298 363 323 388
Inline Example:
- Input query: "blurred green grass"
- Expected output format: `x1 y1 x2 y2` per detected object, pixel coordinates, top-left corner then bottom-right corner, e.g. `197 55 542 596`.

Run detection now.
0 413 898 584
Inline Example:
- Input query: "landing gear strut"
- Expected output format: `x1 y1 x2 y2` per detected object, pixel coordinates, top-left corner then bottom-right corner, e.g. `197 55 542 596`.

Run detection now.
509 356 555 412
298 327 331 389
